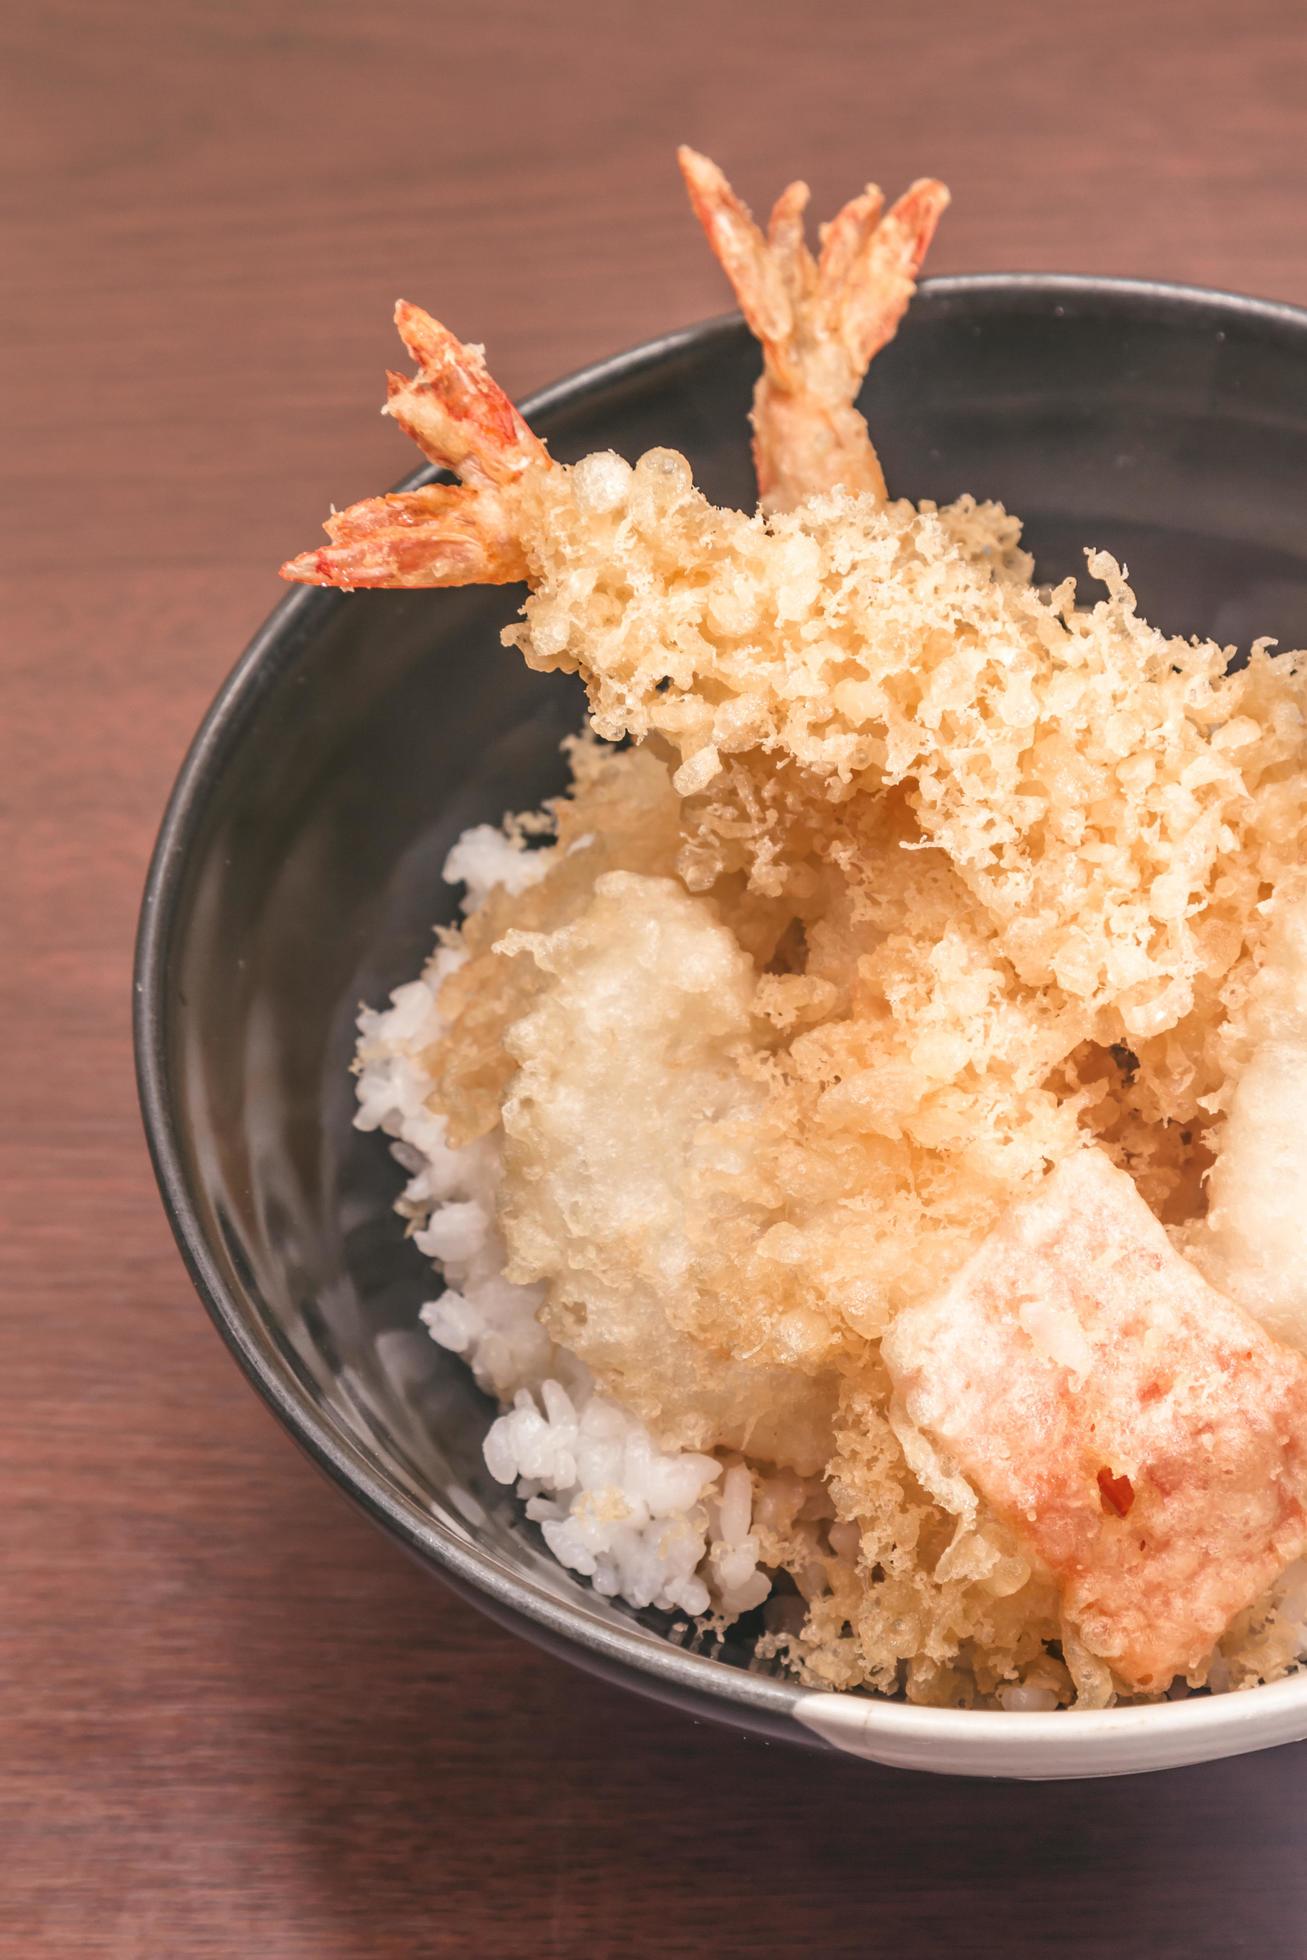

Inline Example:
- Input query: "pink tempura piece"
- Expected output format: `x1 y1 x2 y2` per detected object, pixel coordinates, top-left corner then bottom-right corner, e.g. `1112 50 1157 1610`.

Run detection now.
882 1150 1307 1693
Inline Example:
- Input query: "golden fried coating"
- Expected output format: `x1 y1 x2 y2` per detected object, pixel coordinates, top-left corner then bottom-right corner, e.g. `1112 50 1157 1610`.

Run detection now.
410 452 1307 1696
282 177 1307 1700
508 461 1306 1062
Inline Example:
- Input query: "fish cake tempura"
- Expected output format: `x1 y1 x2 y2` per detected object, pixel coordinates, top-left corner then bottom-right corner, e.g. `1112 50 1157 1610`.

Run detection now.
883 1151 1307 1692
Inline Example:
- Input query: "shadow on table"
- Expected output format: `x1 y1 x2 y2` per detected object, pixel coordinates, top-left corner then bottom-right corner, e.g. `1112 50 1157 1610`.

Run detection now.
219 1455 1307 1959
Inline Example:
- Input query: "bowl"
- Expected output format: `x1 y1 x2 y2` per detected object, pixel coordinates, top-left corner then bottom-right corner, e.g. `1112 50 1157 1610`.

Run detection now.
136 276 1307 1778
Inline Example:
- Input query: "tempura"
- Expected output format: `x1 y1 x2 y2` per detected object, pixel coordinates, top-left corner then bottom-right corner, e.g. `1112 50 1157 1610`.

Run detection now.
289 153 1307 1708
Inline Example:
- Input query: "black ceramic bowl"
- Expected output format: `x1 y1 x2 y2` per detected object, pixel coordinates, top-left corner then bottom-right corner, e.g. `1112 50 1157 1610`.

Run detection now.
136 279 1307 1777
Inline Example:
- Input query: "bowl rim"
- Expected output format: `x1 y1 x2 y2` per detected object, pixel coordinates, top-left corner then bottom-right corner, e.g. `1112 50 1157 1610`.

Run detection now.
135 272 1307 1770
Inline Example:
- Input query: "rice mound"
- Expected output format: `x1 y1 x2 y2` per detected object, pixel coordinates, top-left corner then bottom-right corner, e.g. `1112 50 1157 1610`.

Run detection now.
356 466 1307 1708
354 852 778 1624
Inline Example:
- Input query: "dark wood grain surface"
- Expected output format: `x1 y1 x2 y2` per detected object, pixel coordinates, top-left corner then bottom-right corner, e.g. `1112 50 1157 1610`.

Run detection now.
8 2 1307 1952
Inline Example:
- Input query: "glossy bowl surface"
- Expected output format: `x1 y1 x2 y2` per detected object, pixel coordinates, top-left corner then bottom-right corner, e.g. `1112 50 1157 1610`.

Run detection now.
136 278 1307 1777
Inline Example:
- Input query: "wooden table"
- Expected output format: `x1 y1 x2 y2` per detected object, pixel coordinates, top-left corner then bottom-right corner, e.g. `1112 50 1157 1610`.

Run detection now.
9 1 1307 1950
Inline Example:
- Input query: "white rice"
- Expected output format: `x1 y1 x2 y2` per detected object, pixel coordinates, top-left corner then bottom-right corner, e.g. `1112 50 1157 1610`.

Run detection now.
353 826 772 1621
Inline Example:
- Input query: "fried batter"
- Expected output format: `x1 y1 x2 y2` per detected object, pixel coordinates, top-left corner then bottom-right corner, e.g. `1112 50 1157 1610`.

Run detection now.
286 152 1307 1703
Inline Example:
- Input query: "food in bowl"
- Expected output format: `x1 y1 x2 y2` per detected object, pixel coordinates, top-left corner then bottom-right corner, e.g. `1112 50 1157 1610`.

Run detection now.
281 151 1307 1711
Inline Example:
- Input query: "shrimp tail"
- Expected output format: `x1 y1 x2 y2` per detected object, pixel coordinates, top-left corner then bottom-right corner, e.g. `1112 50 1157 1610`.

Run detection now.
676 147 801 386
280 302 546 589
280 483 528 589
816 177 951 375
677 147 949 511
384 302 548 486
